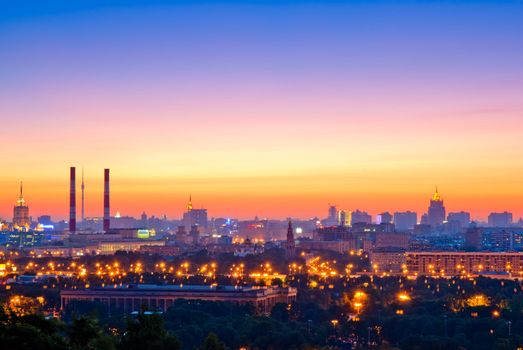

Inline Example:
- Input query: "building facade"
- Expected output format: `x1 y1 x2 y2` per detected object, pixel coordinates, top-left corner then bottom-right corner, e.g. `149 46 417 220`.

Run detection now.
447 211 471 227
393 211 417 231
61 284 297 315
181 196 208 229
427 189 445 227
13 183 30 230
370 248 406 274
349 210 372 226
488 212 513 227
376 212 393 225
405 251 523 276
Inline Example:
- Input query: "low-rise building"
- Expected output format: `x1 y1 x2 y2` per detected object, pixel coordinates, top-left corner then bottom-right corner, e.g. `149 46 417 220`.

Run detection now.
370 248 406 273
61 284 297 315
97 240 165 255
405 251 523 277
297 239 359 253
375 232 410 249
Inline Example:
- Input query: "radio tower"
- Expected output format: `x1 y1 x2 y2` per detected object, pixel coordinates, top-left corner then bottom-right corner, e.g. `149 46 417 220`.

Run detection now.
81 167 85 229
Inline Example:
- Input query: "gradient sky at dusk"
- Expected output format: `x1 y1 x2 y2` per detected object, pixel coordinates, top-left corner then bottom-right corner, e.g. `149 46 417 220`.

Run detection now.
1 1 523 221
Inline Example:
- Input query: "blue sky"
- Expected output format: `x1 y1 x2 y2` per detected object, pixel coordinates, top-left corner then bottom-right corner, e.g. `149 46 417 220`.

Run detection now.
1 0 523 219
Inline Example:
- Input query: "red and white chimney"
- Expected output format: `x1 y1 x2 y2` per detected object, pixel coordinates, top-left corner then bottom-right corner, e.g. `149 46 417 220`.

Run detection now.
103 168 110 232
69 167 76 233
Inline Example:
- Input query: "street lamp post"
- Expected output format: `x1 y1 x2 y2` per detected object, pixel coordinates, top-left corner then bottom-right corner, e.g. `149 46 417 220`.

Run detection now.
331 319 339 336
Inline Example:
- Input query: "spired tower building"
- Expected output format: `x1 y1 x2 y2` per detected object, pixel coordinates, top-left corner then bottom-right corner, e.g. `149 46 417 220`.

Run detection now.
428 188 446 227
182 195 208 229
13 182 30 230
285 220 296 260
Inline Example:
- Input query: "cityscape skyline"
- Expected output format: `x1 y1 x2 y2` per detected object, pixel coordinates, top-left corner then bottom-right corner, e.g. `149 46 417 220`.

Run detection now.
1 172 522 222
2 2 523 349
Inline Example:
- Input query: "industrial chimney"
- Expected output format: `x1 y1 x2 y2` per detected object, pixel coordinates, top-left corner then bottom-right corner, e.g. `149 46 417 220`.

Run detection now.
103 168 110 232
69 167 76 233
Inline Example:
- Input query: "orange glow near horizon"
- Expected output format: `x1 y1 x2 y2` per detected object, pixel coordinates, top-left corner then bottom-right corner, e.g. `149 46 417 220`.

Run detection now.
1 164 523 221
1 99 522 221
1 109 523 221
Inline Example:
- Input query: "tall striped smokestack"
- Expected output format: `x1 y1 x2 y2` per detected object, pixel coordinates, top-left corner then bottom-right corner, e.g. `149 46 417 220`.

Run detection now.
69 167 76 233
103 168 110 232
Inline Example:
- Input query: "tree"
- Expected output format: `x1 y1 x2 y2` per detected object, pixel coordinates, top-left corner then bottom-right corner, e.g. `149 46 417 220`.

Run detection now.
69 316 116 350
120 312 180 350
0 308 68 350
270 303 289 322
6 295 43 316
197 333 226 350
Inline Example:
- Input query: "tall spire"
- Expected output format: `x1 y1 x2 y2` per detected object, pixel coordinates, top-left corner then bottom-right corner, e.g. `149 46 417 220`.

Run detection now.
187 194 193 211
16 181 26 206
432 186 441 201
13 180 29 230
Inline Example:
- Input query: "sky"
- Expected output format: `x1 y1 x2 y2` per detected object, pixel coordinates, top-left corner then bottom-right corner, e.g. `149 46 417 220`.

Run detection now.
1 0 523 221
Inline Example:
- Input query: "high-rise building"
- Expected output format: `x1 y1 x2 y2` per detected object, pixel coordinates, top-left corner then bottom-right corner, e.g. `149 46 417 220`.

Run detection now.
328 205 337 222
182 195 208 229
140 212 148 228
13 182 30 230
393 211 417 231
427 188 445 227
420 213 429 225
321 205 338 226
189 225 200 244
38 215 52 226
338 210 349 226
447 211 471 227
376 212 393 225
464 227 482 250
488 212 513 227
349 210 372 226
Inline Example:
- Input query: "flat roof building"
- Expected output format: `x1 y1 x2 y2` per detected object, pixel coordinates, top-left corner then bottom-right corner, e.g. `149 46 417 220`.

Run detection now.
405 251 523 277
370 248 406 274
61 284 297 315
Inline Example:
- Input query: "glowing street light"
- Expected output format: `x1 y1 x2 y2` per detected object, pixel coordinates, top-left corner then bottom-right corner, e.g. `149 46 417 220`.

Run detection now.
397 292 411 302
